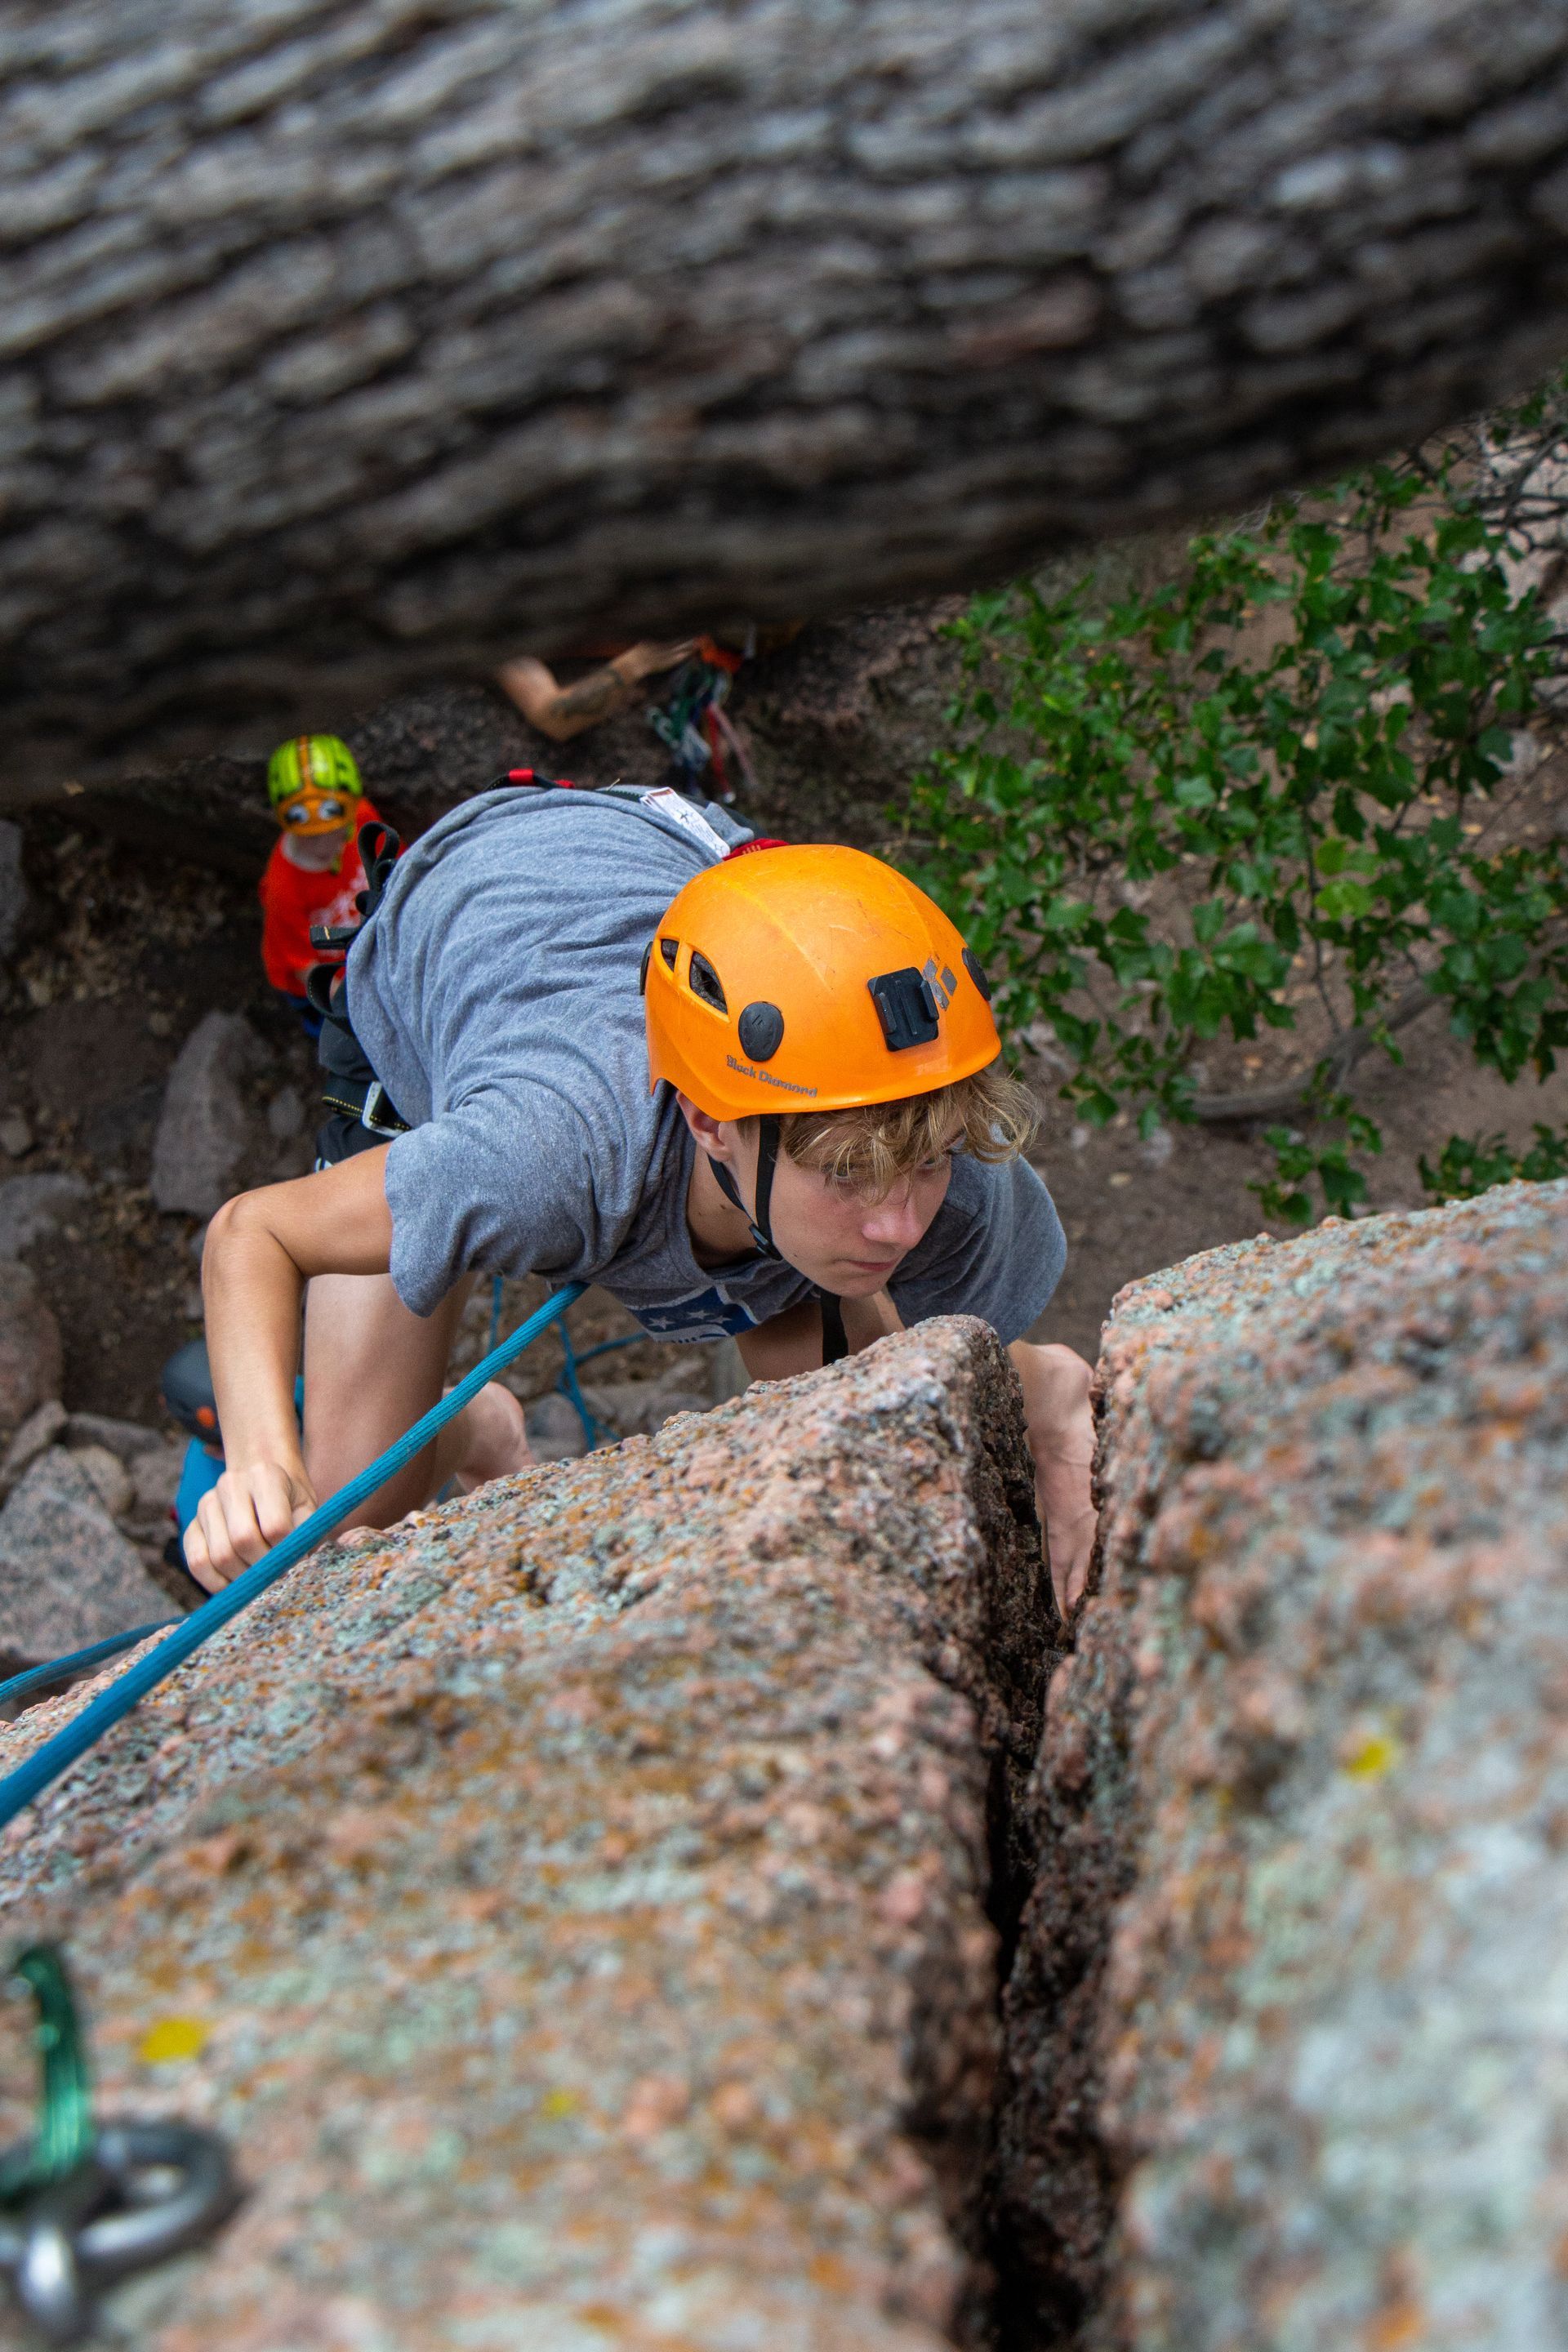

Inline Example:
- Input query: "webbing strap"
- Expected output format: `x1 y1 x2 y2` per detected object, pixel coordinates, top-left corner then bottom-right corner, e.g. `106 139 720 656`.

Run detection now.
706 1115 783 1263
0 1285 584 1833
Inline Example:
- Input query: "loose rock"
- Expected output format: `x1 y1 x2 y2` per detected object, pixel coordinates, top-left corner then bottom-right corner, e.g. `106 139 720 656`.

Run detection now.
0 1399 67 1501
581 1363 711 1437
0 1261 62 1446
0 1447 172 1665
70 1442 136 1521
0 1171 89 1258
65 1413 167 1463
522 1390 589 1460
128 1440 186 1525
265 1085 304 1141
149 1011 260 1217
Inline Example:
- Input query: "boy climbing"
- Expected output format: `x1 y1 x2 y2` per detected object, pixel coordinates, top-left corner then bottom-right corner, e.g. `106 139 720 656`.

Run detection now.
188 782 1096 1611
258 734 386 1013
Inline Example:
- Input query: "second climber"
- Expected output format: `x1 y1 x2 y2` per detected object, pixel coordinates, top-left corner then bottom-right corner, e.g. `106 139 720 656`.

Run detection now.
258 733 389 1026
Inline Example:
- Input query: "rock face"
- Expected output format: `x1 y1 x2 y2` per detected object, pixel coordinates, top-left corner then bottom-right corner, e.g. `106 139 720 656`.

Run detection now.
149 1011 259 1218
0 1258 61 1446
0 1319 1056 2349
0 1446 172 1668
997 1180 1568 2351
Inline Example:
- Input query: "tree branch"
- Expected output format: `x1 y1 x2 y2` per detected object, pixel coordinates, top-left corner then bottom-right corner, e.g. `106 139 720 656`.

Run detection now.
1189 982 1438 1124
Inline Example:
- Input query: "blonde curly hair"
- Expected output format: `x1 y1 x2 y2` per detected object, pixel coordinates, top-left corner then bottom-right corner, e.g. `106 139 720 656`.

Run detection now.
769 1062 1039 1196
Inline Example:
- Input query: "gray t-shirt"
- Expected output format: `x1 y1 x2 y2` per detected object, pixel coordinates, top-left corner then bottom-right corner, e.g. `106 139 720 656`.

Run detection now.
345 785 1066 1343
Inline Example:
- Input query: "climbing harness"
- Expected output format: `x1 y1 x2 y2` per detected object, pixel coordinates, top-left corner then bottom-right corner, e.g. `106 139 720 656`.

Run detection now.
0 1285 584 1835
306 817 403 961
0 1946 234 2344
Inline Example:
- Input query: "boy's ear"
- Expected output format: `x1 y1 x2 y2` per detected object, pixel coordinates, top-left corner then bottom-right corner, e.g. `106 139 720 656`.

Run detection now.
675 1093 733 1161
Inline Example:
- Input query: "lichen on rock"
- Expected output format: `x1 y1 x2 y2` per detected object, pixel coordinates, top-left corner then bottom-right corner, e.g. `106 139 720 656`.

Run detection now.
998 1180 1568 2352
0 1316 1054 2350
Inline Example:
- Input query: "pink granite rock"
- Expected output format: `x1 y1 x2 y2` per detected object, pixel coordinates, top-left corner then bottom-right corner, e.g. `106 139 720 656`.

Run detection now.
997 1181 1568 2352
0 1317 1054 2350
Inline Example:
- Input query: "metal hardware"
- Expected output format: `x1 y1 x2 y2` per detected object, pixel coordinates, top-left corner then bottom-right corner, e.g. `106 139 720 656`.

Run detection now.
0 1950 237 2344
359 1079 406 1136
0 2119 237 2344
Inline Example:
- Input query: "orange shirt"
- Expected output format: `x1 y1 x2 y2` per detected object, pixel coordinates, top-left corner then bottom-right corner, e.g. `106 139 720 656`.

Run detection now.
258 800 384 996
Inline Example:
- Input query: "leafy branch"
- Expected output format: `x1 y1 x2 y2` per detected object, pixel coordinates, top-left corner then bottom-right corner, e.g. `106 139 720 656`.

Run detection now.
901 368 1568 1221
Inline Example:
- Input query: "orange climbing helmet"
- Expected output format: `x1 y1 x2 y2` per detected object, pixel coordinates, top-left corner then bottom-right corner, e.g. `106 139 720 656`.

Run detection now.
266 734 363 836
644 843 1000 1118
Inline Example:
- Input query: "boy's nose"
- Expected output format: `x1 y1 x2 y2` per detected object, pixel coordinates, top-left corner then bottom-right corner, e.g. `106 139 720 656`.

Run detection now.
861 1187 925 1250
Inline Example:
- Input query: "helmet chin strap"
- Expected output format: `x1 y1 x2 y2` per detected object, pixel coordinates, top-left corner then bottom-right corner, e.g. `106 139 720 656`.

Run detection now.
706 1115 849 1366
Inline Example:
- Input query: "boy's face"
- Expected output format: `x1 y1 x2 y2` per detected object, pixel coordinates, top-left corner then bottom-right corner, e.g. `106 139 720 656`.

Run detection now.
712 1114 957 1296
282 821 353 870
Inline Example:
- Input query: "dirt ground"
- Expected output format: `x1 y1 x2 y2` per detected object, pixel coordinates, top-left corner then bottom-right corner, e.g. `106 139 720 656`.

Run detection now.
5 660 1568 1439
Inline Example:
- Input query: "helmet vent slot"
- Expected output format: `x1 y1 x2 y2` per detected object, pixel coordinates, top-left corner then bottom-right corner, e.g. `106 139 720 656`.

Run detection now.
688 950 728 1014
659 937 679 969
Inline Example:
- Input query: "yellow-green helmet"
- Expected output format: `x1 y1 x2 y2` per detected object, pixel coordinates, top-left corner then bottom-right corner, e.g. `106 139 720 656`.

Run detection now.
266 735 363 835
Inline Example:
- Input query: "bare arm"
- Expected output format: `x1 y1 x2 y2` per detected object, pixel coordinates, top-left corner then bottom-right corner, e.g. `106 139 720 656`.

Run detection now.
187 1147 395 1590
1009 1339 1097 1619
740 1307 1096 1615
497 639 695 742
736 1289 902 1381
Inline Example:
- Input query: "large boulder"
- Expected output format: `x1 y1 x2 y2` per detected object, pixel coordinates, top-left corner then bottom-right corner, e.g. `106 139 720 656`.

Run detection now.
0 1319 1055 2347
997 1180 1568 2351
7 0 1568 776
0 1258 61 1447
149 1010 261 1218
0 1446 172 1668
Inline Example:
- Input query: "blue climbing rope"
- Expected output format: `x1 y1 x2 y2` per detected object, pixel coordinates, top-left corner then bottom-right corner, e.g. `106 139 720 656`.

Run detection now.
0 1624 179 1712
0 1284 585 1833
555 1324 645 1450
487 1278 644 1450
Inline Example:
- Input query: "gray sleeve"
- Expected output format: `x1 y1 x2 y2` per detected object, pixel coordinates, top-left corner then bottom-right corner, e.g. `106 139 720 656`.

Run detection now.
888 1156 1067 1346
381 1093 592 1317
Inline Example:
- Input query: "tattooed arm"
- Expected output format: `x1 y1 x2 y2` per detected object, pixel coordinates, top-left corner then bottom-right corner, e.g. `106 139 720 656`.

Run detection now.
497 639 695 741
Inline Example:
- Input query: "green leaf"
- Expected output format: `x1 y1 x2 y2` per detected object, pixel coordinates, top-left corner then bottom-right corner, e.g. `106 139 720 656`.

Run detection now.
1314 878 1374 920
